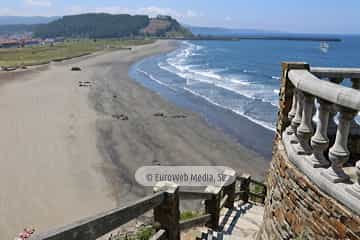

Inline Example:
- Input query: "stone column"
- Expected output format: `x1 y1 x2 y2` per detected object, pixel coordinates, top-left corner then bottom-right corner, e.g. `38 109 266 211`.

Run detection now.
277 62 310 135
290 90 304 144
322 107 357 183
350 79 360 135
288 91 298 121
327 78 343 136
310 98 331 168
153 182 180 240
296 92 314 155
286 89 298 135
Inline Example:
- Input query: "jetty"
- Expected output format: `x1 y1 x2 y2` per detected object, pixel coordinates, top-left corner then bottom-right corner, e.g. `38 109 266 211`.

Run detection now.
167 35 342 42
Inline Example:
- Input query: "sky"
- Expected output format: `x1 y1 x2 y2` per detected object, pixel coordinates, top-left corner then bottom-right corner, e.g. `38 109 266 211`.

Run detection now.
1 0 359 34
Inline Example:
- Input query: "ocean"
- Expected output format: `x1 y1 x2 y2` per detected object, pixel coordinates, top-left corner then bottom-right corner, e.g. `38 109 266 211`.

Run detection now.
129 36 360 157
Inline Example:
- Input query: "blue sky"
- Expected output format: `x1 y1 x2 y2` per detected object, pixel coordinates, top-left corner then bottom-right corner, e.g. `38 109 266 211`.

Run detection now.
1 0 359 34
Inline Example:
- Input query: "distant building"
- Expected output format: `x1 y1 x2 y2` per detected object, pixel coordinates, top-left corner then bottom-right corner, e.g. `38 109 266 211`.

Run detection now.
44 38 55 44
0 39 20 48
55 37 65 43
24 39 41 46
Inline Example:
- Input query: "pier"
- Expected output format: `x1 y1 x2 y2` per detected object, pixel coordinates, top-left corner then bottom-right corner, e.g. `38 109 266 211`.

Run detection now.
167 35 342 42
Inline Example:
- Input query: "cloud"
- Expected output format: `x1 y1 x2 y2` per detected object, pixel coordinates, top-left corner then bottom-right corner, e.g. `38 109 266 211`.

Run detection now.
68 5 203 21
25 0 52 7
137 7 204 19
137 6 181 18
68 5 88 15
94 6 133 15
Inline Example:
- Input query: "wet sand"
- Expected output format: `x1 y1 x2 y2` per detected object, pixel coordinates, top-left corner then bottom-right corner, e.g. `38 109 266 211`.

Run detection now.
0 40 268 239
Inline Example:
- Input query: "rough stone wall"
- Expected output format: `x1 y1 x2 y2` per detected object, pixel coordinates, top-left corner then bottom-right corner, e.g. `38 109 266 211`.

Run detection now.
257 137 360 240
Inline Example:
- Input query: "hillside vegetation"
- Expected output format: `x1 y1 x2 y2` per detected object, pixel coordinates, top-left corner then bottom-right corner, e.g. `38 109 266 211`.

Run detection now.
0 24 37 35
34 14 150 38
0 39 153 68
0 13 192 39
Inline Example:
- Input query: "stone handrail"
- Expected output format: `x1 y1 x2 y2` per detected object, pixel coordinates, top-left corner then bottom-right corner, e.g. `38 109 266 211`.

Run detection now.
311 67 360 79
278 62 360 215
288 69 360 110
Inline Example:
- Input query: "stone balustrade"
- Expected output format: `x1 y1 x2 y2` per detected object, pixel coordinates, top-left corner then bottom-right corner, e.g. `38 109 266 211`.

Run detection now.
279 62 360 215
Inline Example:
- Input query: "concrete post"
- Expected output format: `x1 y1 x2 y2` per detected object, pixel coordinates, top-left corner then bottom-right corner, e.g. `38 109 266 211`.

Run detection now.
296 92 314 155
205 185 222 231
290 90 303 145
153 182 180 240
239 174 251 203
310 98 331 168
327 77 344 136
223 170 236 209
323 107 357 183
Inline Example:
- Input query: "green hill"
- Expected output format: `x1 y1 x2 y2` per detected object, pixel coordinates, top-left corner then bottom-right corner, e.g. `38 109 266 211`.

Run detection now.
0 24 37 35
34 13 150 38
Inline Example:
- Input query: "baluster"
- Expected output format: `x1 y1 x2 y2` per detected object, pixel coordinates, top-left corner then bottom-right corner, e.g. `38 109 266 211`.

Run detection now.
350 79 360 135
296 92 314 155
328 78 343 135
289 90 303 144
309 99 331 168
286 90 298 135
322 107 357 183
346 161 360 198
352 78 360 89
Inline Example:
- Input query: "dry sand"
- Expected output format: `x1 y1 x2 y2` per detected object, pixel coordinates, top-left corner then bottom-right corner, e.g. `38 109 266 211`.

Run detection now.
0 40 268 239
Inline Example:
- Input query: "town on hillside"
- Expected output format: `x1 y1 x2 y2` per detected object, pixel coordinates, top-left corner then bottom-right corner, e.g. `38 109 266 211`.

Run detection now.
0 14 189 49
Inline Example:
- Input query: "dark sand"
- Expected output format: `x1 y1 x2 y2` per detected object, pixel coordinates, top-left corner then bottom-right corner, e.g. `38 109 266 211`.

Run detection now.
0 40 269 239
87 40 270 205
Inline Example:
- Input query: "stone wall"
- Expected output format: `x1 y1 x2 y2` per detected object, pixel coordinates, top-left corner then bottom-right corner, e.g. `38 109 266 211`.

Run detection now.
257 136 360 240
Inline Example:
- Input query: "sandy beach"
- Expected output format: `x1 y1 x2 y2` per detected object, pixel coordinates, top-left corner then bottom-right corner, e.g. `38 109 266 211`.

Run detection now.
0 40 268 239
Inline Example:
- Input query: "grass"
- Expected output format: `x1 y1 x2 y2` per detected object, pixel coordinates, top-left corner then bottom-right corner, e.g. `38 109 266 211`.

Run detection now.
134 227 155 240
0 39 154 68
110 211 203 240
249 181 267 203
180 211 203 221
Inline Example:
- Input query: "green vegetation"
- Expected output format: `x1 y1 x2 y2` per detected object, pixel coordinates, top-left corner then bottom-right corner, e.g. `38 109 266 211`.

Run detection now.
0 24 37 35
135 227 155 240
34 13 150 38
0 39 154 68
180 211 203 221
249 181 267 203
109 211 202 240
0 14 193 38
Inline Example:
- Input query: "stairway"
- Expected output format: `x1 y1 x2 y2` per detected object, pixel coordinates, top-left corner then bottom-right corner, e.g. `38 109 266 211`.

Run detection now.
195 202 264 240
196 229 227 240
